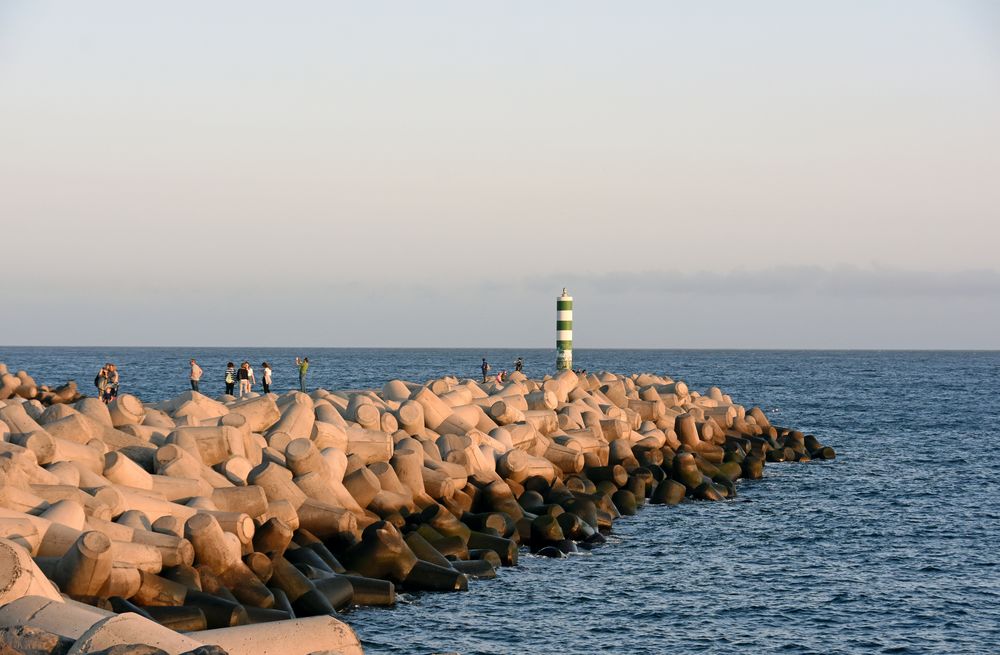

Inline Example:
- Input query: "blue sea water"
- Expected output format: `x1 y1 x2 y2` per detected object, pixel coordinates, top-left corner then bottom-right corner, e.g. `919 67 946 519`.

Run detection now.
2 347 998 655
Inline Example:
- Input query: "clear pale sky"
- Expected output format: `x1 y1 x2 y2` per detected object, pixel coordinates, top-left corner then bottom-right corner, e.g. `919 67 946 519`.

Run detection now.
2 1 998 348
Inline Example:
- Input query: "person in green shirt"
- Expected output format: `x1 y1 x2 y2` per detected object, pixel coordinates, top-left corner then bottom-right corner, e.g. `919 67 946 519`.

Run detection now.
295 356 309 392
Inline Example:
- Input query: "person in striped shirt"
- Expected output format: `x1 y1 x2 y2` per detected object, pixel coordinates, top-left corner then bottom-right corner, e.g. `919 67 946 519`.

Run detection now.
224 362 236 396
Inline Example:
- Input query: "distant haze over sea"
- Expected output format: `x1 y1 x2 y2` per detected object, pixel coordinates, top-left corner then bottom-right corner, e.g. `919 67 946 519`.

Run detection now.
5 265 1000 349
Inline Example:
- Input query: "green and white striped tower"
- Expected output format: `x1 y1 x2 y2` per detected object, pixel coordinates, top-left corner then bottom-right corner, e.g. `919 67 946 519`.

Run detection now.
556 288 573 371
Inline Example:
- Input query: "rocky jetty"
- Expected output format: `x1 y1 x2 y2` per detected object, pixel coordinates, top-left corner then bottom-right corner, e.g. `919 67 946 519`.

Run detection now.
0 367 82 407
0 362 833 654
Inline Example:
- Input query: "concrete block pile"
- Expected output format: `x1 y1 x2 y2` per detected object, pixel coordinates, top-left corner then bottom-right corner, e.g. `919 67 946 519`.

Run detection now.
0 362 833 654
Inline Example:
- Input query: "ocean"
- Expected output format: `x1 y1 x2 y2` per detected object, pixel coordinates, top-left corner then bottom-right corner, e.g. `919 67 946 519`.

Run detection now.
2 347 998 654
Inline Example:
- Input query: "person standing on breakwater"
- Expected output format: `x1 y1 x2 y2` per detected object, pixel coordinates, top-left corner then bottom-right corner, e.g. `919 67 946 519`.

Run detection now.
261 362 272 394
103 364 119 404
514 357 524 373
189 359 203 392
246 361 256 392
94 365 108 400
237 362 251 398
481 357 491 383
224 362 236 396
296 356 309 392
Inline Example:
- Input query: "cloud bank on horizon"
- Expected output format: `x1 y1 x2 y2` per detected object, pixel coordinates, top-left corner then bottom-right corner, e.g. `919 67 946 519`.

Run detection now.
1 1 998 348
7 266 999 349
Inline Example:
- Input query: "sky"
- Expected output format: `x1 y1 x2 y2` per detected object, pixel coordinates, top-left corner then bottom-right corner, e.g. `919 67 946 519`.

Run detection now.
1 1 998 348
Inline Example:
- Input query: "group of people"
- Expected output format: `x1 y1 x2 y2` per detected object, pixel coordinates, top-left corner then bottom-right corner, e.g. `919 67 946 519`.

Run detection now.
92 354 538 400
221 361 271 398
188 356 308 397
93 363 120 404
481 356 524 383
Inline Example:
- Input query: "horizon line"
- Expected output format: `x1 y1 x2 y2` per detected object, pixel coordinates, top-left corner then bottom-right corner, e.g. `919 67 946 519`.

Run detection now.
2 345 999 353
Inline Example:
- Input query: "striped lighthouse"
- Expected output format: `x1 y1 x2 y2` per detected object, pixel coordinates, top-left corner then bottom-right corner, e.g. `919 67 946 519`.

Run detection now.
556 288 573 371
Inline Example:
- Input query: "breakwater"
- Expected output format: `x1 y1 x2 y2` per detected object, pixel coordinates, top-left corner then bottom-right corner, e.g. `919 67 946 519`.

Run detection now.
0 361 832 654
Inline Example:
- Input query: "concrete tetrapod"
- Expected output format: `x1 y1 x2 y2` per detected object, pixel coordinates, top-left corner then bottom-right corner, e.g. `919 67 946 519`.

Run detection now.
339 521 417 584
0 539 63 604
193 615 363 655
52 531 114 598
0 596 113 642
184 513 274 609
67 612 206 655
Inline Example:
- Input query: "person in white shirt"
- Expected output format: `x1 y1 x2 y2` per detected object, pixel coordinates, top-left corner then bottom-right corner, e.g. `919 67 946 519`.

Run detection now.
261 362 273 394
189 359 203 392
